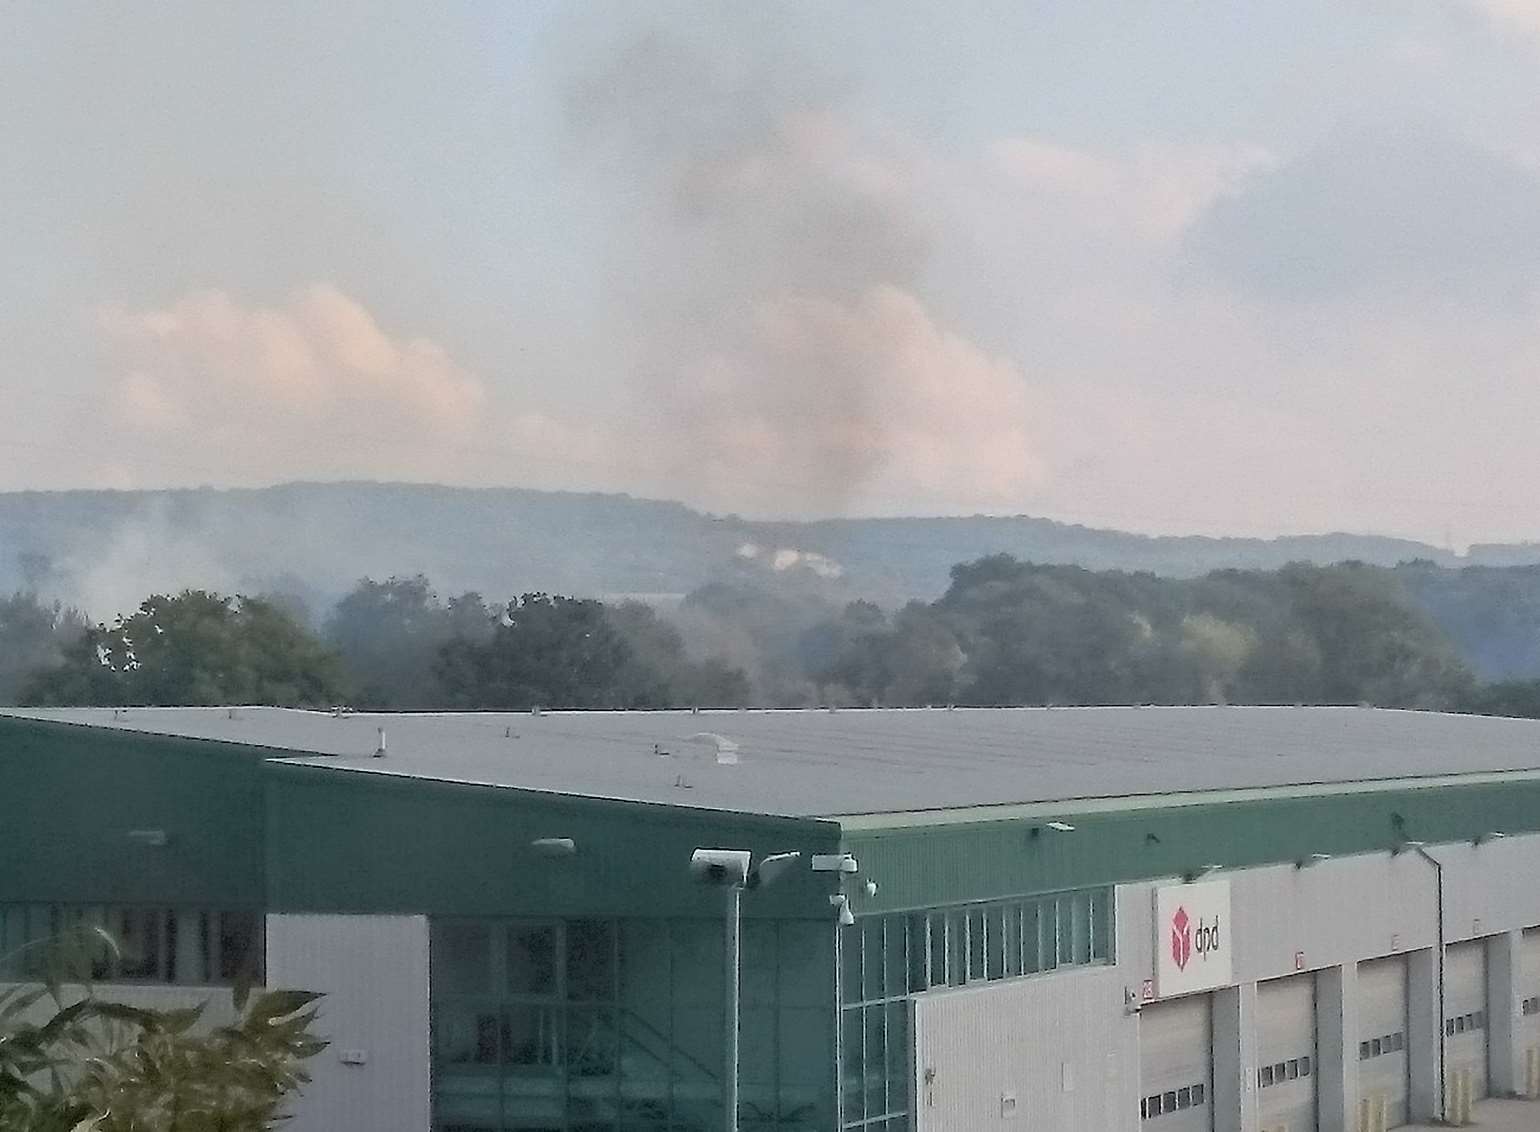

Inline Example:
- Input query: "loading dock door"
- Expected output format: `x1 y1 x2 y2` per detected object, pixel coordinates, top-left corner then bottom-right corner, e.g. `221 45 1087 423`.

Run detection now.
1357 956 1409 1128
1522 929 1540 1095
1445 941 1489 1100
1257 974 1316 1132
1138 994 1212 1131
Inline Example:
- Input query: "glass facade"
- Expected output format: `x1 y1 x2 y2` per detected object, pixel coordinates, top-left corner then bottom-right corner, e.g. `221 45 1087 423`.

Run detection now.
430 917 834 1132
0 903 263 985
838 887 1114 1131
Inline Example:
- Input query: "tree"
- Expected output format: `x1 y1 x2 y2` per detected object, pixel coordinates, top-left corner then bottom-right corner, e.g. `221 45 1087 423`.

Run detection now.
436 593 640 709
0 932 325 1132
605 601 750 707
325 576 492 707
0 593 87 705
21 591 345 707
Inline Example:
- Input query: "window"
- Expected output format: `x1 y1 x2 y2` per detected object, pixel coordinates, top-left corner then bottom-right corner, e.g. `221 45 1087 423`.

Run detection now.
435 917 836 1132
1360 1040 1372 1060
1140 1080 1206 1120
966 909 986 983
1259 1066 1274 1087
0 904 260 986
1300 1056 1311 1077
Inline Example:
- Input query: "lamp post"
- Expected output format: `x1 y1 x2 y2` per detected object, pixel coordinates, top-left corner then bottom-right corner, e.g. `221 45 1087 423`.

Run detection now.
691 848 802 1132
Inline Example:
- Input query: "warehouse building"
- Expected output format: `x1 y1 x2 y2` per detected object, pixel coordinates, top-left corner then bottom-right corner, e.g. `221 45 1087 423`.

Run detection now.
6 704 1540 1132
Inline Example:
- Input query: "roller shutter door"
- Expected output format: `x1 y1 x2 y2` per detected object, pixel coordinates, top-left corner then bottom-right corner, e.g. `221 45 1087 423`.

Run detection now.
1356 956 1409 1128
1520 930 1540 1095
1257 974 1316 1132
1139 994 1212 1131
1445 940 1488 1100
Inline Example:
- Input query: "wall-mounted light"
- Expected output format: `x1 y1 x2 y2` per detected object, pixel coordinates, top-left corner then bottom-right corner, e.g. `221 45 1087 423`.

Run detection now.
1030 820 1076 839
1183 863 1222 883
530 837 577 858
1391 839 1426 857
1295 853 1332 869
811 853 858 873
1473 831 1507 846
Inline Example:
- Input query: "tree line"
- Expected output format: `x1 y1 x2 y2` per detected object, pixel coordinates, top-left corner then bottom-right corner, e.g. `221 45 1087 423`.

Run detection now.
5 556 1540 716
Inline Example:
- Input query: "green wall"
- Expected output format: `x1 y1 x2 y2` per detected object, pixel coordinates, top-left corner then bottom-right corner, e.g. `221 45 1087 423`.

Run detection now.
843 778 1540 917
11 714 1540 929
0 718 269 907
263 763 843 919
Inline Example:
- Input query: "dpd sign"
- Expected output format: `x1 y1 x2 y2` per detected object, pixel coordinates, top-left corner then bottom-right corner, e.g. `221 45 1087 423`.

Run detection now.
1152 881 1233 997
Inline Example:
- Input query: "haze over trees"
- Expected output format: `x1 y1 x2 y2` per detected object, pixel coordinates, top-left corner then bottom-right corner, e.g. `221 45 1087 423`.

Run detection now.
8 482 1540 621
6 556 1534 717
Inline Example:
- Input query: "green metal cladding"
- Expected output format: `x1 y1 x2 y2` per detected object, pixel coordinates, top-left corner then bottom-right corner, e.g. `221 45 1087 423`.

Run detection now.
10 715 1540 921
0 718 269 907
841 777 1540 917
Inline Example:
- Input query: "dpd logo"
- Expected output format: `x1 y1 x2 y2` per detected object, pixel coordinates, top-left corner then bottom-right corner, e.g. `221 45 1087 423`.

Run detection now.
1171 905 1192 971
1154 882 1231 995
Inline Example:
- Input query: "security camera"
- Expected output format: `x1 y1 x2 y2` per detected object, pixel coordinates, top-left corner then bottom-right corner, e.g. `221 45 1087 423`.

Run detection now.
691 848 752 887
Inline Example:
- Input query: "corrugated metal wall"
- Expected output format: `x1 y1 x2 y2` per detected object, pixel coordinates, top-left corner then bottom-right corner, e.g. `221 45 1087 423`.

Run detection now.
913 965 1138 1132
263 766 842 920
266 913 431 1132
0 718 269 905
843 781 1540 920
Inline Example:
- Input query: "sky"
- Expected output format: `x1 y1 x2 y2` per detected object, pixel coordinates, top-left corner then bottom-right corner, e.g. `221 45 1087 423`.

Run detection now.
5 1 1540 544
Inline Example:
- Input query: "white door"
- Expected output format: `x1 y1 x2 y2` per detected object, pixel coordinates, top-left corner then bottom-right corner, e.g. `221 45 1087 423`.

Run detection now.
1138 994 1212 1131
1357 956 1409 1128
1445 941 1488 1099
1257 974 1316 1132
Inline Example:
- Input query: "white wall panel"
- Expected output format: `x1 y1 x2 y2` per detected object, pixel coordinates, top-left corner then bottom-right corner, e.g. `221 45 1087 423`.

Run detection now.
914 965 1139 1132
266 913 430 1132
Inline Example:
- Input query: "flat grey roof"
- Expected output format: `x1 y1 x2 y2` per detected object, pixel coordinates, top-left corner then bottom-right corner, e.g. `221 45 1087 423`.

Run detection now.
7 705 1540 819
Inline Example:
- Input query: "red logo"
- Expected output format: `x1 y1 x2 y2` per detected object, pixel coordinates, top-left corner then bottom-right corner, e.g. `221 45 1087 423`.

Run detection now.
1171 905 1192 971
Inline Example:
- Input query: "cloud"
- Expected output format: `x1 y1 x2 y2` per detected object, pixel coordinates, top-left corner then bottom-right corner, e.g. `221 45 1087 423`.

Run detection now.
1467 0 1540 43
1182 125 1540 301
101 284 484 433
563 26 1053 516
650 284 1043 514
991 137 1275 242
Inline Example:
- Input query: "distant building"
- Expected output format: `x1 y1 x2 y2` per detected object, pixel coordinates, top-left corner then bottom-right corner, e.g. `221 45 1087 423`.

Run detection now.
5 704 1540 1131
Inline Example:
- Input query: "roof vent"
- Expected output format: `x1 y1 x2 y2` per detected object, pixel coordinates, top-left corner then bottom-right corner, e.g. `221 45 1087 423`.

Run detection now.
373 727 387 758
688 732 739 765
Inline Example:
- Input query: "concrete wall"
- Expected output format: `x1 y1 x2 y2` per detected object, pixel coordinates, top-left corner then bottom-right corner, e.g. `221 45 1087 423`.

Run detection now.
913 964 1138 1132
266 913 431 1132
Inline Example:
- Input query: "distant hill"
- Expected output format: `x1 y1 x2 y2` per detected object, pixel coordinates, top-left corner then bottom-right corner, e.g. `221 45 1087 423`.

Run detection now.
3 480 1539 622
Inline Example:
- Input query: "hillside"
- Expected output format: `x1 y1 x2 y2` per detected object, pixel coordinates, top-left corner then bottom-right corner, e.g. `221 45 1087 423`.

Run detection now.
8 481 1540 618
